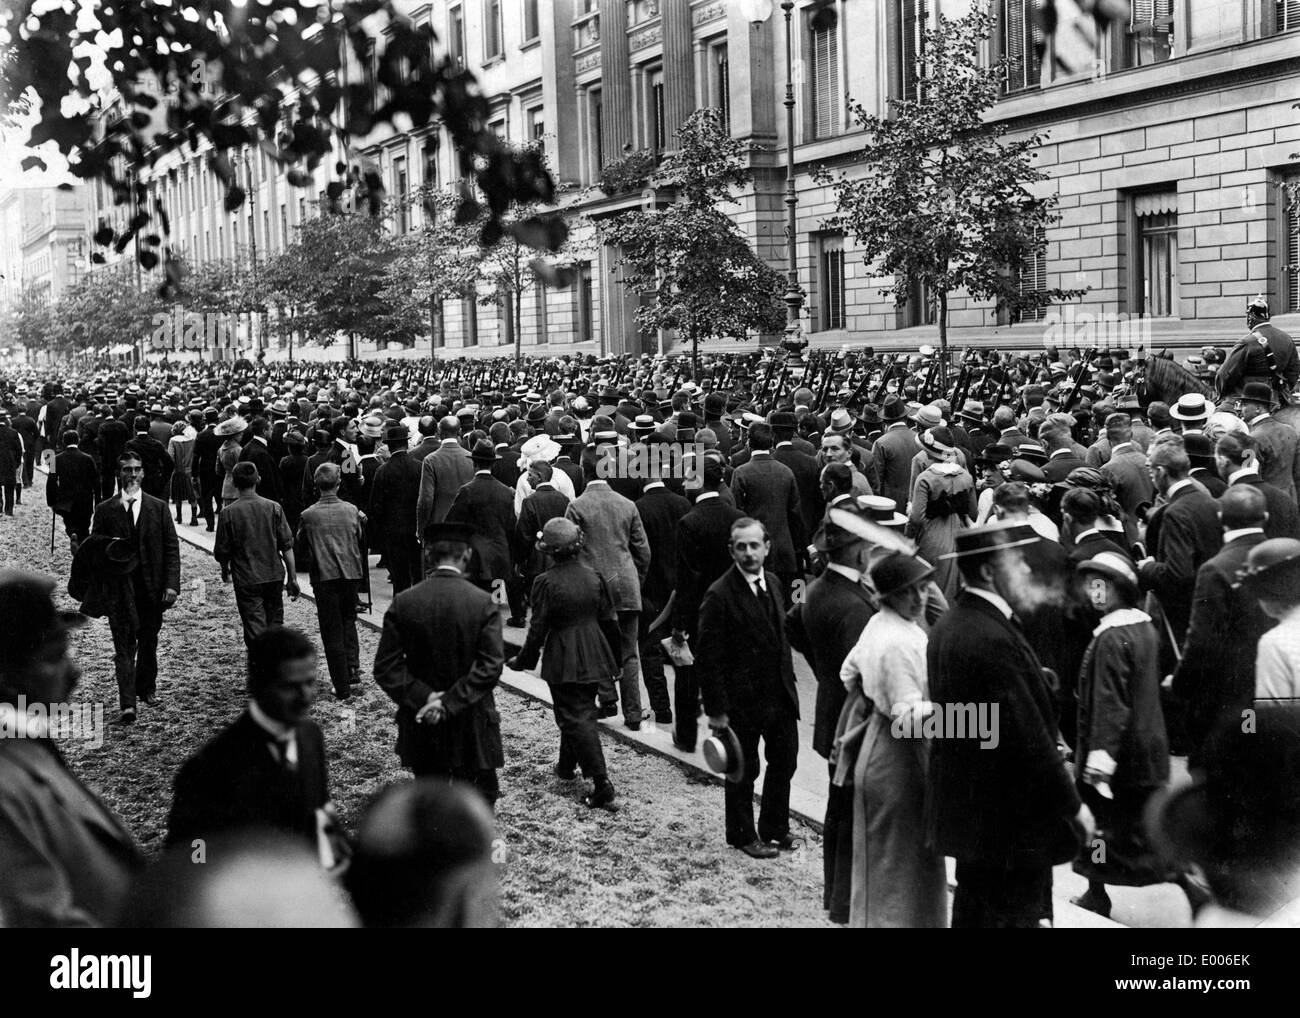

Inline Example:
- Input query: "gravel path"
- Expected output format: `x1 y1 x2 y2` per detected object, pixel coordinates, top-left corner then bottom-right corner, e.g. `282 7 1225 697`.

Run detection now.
1 478 830 927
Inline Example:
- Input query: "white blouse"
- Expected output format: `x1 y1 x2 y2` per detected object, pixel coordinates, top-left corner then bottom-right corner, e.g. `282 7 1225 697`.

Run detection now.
839 607 930 719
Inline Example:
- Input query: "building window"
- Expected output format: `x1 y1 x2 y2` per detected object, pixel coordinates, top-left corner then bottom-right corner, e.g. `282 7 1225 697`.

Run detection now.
523 0 540 41
999 0 1041 93
1282 179 1299 314
1011 226 1048 323
463 295 478 346
1134 193 1178 318
818 234 846 331
536 281 548 344
298 196 306 223
809 6 841 139
1124 0 1173 68
892 0 925 102
448 6 465 66
649 69 666 153
263 210 271 253
593 92 604 172
393 156 409 233
1275 0 1300 33
498 290 513 348
714 44 732 135
484 0 503 60
279 203 288 249
433 299 446 348
528 106 545 150
424 136 440 190
577 261 593 343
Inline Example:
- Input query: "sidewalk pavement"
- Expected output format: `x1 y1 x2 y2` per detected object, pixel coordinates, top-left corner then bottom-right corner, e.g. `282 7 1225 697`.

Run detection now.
168 512 1199 928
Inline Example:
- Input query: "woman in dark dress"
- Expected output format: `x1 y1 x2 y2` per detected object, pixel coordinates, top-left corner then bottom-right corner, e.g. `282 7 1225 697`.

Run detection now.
507 518 621 812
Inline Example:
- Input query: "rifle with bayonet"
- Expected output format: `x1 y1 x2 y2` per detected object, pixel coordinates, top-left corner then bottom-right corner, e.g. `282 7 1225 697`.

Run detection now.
1061 347 1097 414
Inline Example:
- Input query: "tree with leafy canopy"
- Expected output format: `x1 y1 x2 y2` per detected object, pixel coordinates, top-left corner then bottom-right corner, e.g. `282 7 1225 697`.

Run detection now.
0 0 566 294
816 3 1082 385
8 284 60 354
56 263 165 355
258 204 403 355
597 109 786 380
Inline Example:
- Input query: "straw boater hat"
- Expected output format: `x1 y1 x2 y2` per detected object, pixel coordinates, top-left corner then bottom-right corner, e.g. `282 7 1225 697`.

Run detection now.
1235 538 1300 602
1170 392 1212 424
857 495 907 527
214 416 247 438
940 520 1040 561
1076 551 1140 599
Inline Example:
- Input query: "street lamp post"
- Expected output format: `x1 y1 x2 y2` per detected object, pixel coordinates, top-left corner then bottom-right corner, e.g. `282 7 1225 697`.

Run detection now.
743 0 808 375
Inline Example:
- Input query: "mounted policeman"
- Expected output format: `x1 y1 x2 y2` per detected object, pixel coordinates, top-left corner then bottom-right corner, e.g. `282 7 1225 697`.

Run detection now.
1216 294 1298 406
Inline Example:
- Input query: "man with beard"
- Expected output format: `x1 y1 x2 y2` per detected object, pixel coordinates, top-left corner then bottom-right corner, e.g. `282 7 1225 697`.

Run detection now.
926 521 1093 927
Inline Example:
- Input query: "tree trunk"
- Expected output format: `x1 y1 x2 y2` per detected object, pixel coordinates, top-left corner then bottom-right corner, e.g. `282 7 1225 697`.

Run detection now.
690 322 698 382
938 289 949 391
514 284 522 373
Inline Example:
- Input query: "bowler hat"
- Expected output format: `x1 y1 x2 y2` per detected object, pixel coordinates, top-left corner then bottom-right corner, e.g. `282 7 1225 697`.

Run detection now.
1182 431 1214 467
1240 382 1278 408
768 410 797 430
881 395 906 421
385 425 410 445
702 725 746 783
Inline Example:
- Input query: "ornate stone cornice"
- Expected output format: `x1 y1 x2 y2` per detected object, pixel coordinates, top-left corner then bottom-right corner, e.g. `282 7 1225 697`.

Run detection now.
576 51 601 73
630 23 663 51
692 1 726 27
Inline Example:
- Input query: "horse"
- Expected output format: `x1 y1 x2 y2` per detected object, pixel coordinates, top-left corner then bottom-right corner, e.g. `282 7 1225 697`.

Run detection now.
1140 356 1300 432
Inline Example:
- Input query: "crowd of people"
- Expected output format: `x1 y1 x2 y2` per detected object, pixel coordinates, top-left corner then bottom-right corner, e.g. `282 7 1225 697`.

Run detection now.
2 293 1300 928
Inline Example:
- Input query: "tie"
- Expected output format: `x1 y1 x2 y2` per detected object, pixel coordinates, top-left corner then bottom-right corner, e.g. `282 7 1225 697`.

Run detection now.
272 736 297 772
126 498 137 536
754 576 776 630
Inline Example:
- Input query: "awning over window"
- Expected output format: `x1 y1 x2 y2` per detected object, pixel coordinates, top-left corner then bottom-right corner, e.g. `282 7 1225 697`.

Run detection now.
1135 191 1178 217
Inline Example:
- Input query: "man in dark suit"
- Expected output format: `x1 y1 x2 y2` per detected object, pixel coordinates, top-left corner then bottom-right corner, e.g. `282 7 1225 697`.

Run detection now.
773 412 824 553
671 453 744 750
697 517 800 860
238 416 284 505
369 425 424 593
786 506 875 923
0 572 143 926
46 432 99 553
446 441 519 621
1184 432 1228 498
84 450 181 722
192 408 222 530
1238 382 1300 500
515 461 571 596
416 416 474 536
10 403 38 490
635 445 692 725
124 415 174 500
409 415 440 463
731 423 806 608
1138 437 1224 654
1040 422 1087 483
926 522 1091 927
0 413 23 515
1172 486 1275 770
373 522 505 807
1215 432 1300 540
166 627 341 868
95 413 129 501
487 421 521 489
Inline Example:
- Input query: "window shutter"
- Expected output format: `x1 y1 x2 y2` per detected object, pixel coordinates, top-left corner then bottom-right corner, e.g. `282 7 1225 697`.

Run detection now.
1281 0 1300 32
811 8 839 139
1287 196 1299 313
902 0 923 101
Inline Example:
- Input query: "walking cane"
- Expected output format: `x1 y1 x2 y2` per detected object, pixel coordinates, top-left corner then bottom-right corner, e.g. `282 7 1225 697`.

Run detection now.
359 515 373 614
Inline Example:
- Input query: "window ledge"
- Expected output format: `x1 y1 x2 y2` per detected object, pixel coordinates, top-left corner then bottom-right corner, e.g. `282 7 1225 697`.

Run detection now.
519 37 541 52
481 54 505 70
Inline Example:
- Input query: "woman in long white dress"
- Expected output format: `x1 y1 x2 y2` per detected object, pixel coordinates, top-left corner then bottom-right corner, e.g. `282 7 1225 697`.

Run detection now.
840 551 948 928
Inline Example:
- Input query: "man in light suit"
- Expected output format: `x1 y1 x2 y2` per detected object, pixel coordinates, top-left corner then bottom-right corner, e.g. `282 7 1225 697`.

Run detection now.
373 522 505 807
415 416 474 538
82 450 181 723
872 398 922 507
0 572 143 926
567 448 652 730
